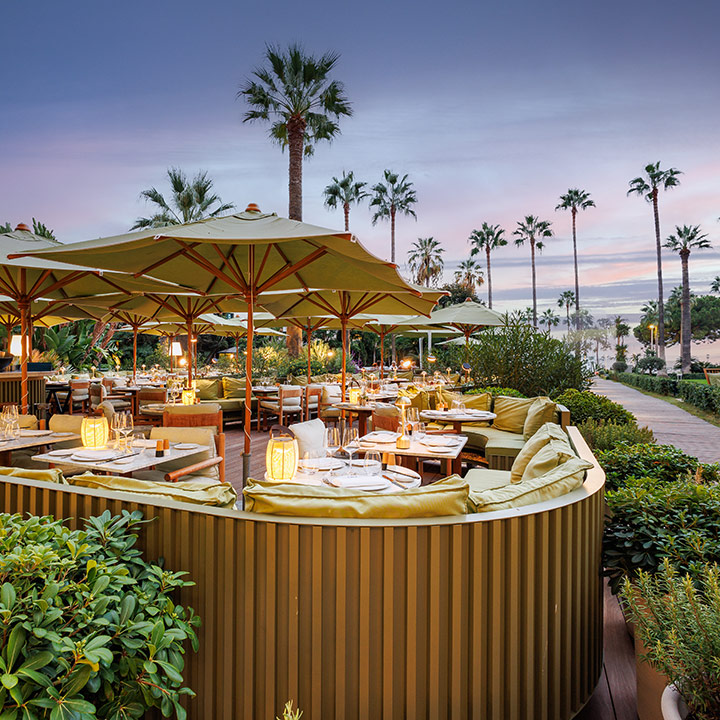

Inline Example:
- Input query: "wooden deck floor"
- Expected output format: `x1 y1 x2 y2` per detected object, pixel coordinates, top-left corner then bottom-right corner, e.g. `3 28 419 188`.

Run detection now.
223 426 637 718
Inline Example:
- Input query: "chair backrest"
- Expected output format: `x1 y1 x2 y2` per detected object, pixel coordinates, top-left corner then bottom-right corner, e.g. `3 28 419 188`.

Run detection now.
163 404 223 433
288 418 326 455
88 384 103 408
278 386 303 410
101 378 114 391
305 385 322 405
95 400 116 422
18 414 39 430
70 379 89 391
138 388 167 403
371 405 401 433
49 414 84 434
149 426 224 482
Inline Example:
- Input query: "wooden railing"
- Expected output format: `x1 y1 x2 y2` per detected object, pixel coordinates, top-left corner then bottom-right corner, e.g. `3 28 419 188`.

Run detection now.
0 426 604 720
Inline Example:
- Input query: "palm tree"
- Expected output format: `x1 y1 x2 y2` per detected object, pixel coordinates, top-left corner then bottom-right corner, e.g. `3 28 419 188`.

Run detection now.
454 259 484 295
539 308 560 331
664 224 712 372
557 290 576 329
627 162 682 366
370 170 417 263
131 168 234 230
513 216 553 327
408 238 444 287
322 171 367 231
239 44 351 356
468 223 507 308
711 276 720 293
556 188 595 329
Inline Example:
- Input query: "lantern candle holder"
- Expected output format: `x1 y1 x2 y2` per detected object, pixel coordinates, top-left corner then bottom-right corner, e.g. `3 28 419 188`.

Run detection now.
348 386 361 404
81 416 109 449
395 397 411 450
265 426 299 482
181 388 196 405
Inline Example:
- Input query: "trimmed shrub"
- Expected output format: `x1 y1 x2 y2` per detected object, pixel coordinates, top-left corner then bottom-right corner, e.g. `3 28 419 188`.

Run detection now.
466 386 526 398
596 442 699 491
553 388 635 425
0 510 199 719
603 476 720 594
577 420 654 452
616 372 720 415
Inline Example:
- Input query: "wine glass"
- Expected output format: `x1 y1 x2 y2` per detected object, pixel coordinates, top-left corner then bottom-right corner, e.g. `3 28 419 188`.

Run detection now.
364 450 382 476
300 449 320 475
342 426 359 468
325 427 340 457
110 412 123 450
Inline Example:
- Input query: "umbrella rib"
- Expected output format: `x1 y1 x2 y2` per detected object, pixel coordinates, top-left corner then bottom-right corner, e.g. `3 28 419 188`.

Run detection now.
0 266 19 296
171 240 246 294
256 247 327 294
255 245 274 285
347 292 381 316
134 245 191 279
210 244 246 291
270 244 309 291
27 269 55 297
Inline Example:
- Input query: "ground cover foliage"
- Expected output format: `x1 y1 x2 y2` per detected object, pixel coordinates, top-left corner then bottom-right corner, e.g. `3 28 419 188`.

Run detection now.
0 510 199 720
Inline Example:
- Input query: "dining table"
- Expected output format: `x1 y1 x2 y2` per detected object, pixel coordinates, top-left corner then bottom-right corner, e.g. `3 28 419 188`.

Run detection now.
0 429 81 465
420 409 496 433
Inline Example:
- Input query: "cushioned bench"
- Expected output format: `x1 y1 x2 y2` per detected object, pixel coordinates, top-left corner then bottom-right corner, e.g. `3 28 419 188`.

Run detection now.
195 377 256 423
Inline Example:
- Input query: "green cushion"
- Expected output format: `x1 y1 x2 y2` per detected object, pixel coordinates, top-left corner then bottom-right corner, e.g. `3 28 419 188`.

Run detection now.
196 378 223 400
398 388 432 411
510 422 568 483
520 439 575 483
492 396 536 434
222 376 247 399
468 457 592 513
70 473 237 508
464 468 512 494
522 397 557 439
243 476 469 518
202 398 244 413
0 466 66 484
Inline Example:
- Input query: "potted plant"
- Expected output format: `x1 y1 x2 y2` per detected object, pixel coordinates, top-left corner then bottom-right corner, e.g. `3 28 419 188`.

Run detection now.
622 559 720 720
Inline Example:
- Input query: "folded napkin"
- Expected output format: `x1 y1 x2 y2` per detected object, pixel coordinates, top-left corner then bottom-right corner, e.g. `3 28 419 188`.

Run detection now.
421 436 460 448
385 465 421 484
331 475 390 491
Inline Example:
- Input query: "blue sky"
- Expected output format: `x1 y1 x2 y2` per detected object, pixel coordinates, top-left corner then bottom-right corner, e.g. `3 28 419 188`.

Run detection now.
2 0 719 356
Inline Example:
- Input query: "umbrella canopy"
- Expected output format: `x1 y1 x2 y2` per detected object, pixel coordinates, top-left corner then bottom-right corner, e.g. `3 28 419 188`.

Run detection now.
14 207 421 478
262 287 444 397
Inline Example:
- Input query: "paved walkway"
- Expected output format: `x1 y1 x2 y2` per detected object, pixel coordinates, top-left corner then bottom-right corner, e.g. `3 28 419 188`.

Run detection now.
593 378 720 463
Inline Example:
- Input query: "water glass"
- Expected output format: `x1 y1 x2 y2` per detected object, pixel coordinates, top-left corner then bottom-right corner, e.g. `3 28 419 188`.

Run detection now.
363 450 382 476
342 426 359 465
111 412 124 449
407 407 420 424
325 427 340 457
300 450 320 475
120 411 134 452
412 422 426 442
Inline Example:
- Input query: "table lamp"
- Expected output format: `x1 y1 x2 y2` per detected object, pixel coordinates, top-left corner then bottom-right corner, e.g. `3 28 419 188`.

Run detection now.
81 416 109 449
181 388 196 405
265 426 299 482
395 397 411 449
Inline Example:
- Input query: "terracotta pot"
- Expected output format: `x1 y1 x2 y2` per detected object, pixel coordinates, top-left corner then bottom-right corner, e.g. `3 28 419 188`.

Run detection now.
636 633 669 720
661 685 689 720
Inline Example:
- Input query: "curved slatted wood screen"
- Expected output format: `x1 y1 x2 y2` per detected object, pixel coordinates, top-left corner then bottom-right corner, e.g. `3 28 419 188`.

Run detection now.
0 427 604 720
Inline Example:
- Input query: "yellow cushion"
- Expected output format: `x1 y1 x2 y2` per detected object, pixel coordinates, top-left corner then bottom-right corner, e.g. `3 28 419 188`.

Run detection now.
48 414 84 434
149 427 219 481
18 415 38 430
69 473 236 508
464 468 512 493
510 422 568 483
195 378 223 400
222 376 247 399
164 403 222 419
492 396 536 434
439 389 491 412
468 457 592 513
520 439 575 483
523 397 557 439
243 476 469 518
0 466 66 484
398 388 431 411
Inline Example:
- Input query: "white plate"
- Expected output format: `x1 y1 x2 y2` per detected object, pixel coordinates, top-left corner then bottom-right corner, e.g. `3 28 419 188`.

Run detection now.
174 443 198 450
107 456 135 465
421 436 460 448
361 432 398 444
19 429 52 437
52 432 75 437
298 457 344 471
48 448 76 457
331 475 391 491
70 450 117 462
385 464 421 482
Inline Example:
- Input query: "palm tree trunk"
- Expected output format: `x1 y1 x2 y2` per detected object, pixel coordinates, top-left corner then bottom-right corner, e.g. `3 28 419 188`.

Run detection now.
530 240 537 327
343 202 350 232
652 190 667 366
390 206 396 264
566 304 571 331
681 250 691 373
486 246 492 308
572 209 580 330
286 117 305 357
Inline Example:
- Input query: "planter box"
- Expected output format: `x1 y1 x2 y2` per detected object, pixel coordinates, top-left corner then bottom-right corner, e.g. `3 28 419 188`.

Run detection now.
636 633 670 720
661 685 689 720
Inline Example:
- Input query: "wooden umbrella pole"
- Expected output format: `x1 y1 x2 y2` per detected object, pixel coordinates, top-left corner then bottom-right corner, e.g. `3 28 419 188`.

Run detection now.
341 315 348 402
234 333 240 367
380 330 385 379
186 320 193 387
132 326 138 383
18 271 29 414
242 247 255 485
307 324 312 383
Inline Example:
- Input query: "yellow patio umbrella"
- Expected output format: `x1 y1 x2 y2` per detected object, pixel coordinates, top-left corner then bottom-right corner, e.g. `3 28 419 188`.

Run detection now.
261 287 444 399
13 205 419 479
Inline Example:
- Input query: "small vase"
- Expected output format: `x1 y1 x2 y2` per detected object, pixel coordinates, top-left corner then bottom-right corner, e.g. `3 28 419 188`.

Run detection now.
661 685 689 720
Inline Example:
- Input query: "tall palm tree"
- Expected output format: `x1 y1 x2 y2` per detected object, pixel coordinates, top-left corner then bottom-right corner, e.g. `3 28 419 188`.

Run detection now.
408 238 444 287
370 170 417 263
711 276 720 293
557 290 576 330
627 162 682 366
513 216 553 327
454 259 484 295
468 223 507 308
239 44 351 355
539 308 560 331
664 224 712 372
555 188 595 329
131 168 234 230
322 170 367 231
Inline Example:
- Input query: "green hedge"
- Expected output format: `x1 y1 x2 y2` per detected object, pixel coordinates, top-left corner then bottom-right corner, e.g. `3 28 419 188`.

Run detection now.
615 372 720 415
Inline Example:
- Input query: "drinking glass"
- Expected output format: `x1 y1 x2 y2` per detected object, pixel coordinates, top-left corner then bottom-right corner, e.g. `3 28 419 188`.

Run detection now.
363 450 382 476
111 413 123 450
120 411 134 452
325 427 340 457
451 400 464 413
342 426 359 466
301 449 319 475
412 422 426 443
407 407 419 424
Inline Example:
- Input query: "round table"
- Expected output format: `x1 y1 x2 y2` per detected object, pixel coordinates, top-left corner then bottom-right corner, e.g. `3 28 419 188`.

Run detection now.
420 410 496 433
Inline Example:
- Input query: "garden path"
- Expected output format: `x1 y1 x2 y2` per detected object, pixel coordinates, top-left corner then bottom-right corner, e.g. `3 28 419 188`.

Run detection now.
592 378 720 463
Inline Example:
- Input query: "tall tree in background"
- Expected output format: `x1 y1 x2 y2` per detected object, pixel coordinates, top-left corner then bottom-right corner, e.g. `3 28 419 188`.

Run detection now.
513 216 553 327
555 188 595 329
539 308 560 331
711 276 720 293
468 223 507 308
322 171 367 231
454 259 484 295
627 162 682 368
131 168 234 230
1 219 57 240
557 290 576 330
408 237 444 287
664 224 712 372
239 43 352 354
370 170 417 263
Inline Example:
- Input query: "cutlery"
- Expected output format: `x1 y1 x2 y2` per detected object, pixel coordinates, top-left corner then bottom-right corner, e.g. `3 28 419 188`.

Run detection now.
382 474 407 489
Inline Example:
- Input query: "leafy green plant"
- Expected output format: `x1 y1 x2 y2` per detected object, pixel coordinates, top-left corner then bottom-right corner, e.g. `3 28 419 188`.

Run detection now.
622 560 720 720
616 372 720 415
553 388 635 425
635 355 666 374
603 476 720 594
466 386 526 398
577 420 654 452
277 700 303 720
0 510 199 719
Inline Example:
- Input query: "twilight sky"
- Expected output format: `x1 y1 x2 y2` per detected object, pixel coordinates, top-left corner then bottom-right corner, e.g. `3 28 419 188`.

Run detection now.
2 0 720 357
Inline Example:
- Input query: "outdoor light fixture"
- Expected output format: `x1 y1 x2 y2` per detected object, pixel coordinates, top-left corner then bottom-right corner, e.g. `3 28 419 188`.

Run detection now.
178 357 187 367
81 416 109 449
426 354 436 363
265 426 299 481
170 341 183 356
401 359 413 369
9 335 23 357
395 397 412 449
181 388 196 405
348 386 361 404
